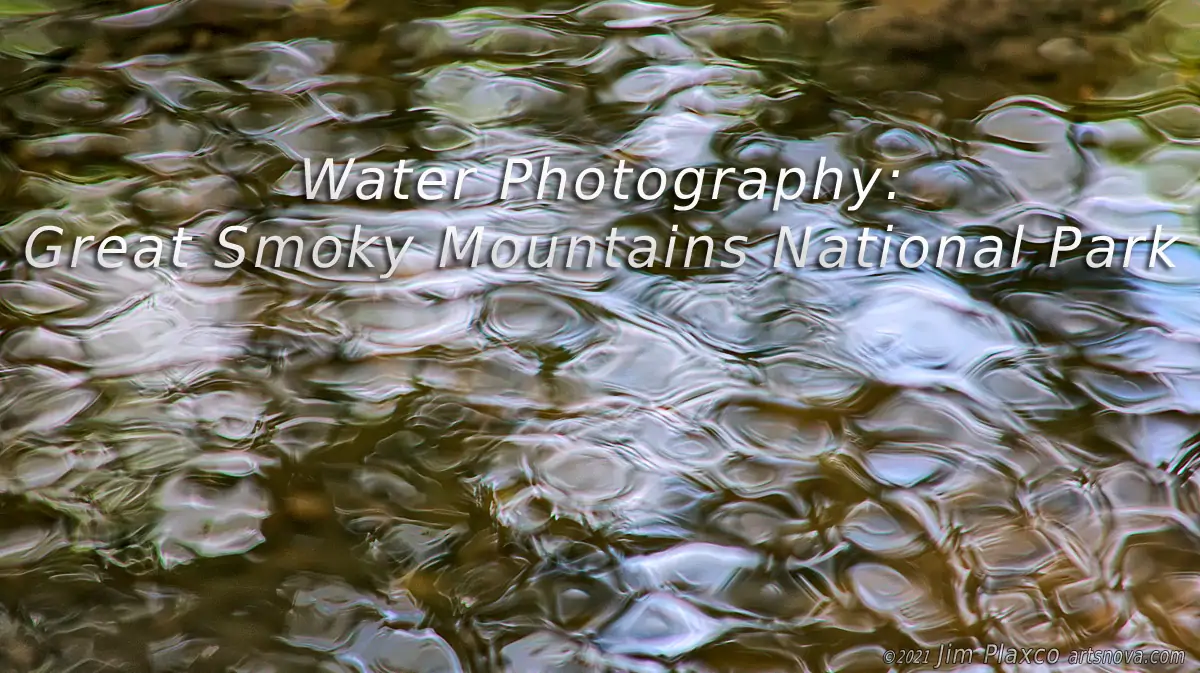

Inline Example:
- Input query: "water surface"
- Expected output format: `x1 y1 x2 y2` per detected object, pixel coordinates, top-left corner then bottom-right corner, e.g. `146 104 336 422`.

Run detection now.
1 0 1200 670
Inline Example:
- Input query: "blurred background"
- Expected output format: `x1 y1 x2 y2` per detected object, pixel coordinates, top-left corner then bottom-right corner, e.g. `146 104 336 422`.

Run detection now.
1 0 1199 670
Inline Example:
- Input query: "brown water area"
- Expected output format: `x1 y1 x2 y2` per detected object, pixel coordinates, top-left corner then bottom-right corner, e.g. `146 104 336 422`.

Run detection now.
1 0 1200 670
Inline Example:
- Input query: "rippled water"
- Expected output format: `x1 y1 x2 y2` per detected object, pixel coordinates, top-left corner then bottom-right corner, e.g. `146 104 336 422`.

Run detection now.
2 0 1200 670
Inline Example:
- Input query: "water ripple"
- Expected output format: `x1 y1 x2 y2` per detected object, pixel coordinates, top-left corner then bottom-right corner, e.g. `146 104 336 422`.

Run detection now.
2 0 1200 670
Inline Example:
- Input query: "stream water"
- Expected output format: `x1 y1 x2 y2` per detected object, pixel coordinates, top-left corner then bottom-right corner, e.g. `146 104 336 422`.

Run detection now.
1 0 1200 670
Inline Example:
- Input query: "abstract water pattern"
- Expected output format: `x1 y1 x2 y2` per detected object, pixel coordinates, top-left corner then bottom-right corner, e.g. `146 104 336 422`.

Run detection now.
0 0 1199 670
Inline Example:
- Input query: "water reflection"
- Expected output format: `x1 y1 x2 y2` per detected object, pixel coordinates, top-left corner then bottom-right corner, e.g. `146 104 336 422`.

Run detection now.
1 0 1200 670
